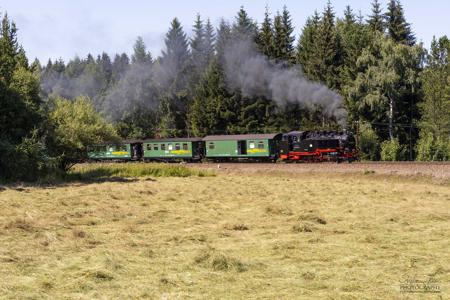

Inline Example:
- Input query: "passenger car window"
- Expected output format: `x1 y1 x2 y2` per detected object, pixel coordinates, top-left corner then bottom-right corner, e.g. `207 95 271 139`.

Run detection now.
183 143 188 150
147 144 152 151
209 142 215 150
153 144 158 151
168 144 173 150
175 143 180 150
258 141 264 149
161 144 166 150
249 141 255 149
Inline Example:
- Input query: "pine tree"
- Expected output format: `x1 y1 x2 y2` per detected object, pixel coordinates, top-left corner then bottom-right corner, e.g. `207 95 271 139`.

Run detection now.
272 6 295 63
190 14 205 68
203 18 216 65
281 6 295 62
315 1 342 89
160 17 190 89
131 36 152 65
338 6 371 92
296 11 320 78
367 0 385 33
189 58 237 136
0 13 19 85
232 6 258 40
112 53 130 82
216 19 232 66
0 12 48 180
257 6 275 58
158 18 191 136
385 0 415 45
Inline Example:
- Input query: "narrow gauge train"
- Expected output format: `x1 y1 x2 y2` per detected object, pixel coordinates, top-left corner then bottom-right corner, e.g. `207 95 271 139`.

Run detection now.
87 131 358 163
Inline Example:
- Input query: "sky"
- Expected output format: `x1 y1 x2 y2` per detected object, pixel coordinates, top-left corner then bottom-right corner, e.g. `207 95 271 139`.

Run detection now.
0 0 448 63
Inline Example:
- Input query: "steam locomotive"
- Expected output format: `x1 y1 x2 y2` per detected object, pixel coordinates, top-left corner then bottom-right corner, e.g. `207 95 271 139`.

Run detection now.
87 130 358 163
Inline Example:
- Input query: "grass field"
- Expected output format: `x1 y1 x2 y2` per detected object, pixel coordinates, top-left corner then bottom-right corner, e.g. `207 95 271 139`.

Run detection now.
0 163 449 299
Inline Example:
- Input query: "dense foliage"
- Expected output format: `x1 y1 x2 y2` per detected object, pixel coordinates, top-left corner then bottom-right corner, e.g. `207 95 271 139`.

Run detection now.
1 1 450 181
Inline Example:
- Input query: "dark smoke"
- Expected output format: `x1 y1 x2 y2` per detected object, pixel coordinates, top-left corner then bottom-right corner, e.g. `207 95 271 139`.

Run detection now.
223 39 347 124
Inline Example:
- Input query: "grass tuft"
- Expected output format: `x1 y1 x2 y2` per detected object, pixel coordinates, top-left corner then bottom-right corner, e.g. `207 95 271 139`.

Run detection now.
194 249 247 272
84 269 114 282
292 222 316 233
4 217 35 232
224 223 249 231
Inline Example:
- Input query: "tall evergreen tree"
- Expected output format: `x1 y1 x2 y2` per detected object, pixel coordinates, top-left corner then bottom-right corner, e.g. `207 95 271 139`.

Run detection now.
158 18 191 136
296 11 321 79
131 36 152 65
0 13 19 85
232 6 258 40
367 0 385 33
315 1 343 89
257 6 275 58
281 6 295 62
338 5 372 98
203 18 216 64
216 19 232 66
160 17 190 90
190 14 205 68
272 6 295 63
0 12 48 180
385 0 415 45
112 53 130 82
189 58 237 136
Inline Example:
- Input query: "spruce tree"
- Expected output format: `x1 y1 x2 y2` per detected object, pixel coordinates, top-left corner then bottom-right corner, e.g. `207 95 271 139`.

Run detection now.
232 6 258 40
315 1 342 89
216 19 232 66
0 12 48 180
189 58 237 136
161 17 190 80
385 0 415 45
131 36 152 65
158 18 191 136
281 6 295 62
190 14 205 70
0 13 19 85
296 11 320 79
203 18 215 65
257 6 275 58
272 6 295 63
367 0 385 33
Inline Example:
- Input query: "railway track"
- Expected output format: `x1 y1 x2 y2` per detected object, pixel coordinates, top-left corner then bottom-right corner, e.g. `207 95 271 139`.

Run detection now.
187 161 450 180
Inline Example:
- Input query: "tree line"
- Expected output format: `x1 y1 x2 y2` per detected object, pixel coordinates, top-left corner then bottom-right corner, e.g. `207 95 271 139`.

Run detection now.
1 0 449 181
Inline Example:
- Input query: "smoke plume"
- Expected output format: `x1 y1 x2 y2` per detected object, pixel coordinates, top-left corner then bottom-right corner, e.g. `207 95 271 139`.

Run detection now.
223 39 347 123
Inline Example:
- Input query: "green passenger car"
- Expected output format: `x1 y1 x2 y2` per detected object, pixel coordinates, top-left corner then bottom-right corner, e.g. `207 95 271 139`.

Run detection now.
203 134 282 160
87 143 132 160
142 138 204 161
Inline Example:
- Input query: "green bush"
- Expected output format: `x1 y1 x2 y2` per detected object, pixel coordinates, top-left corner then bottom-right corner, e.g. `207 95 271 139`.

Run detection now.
380 138 406 161
47 96 119 171
359 122 380 160
416 132 450 161
0 132 59 182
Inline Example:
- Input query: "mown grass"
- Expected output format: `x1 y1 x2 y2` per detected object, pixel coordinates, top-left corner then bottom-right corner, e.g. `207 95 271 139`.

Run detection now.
0 167 448 299
67 163 214 181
